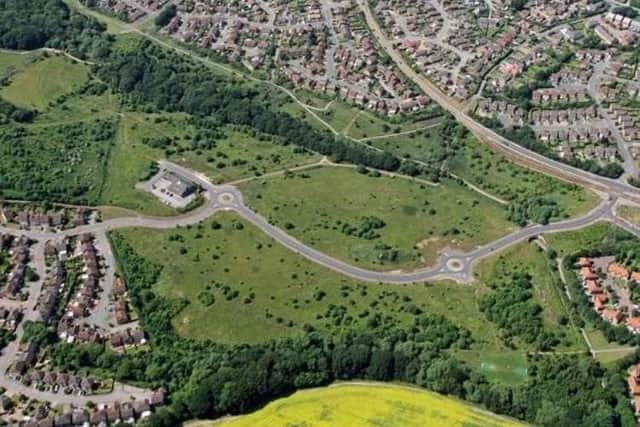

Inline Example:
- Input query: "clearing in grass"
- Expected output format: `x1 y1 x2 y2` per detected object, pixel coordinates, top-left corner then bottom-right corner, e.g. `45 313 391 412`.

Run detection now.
0 50 39 79
619 204 640 228
544 222 629 257
191 382 526 427
584 328 636 365
453 350 528 386
239 166 516 271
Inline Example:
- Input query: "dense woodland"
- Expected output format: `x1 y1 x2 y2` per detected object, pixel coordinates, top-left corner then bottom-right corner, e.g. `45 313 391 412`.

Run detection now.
0 0 111 58
0 120 115 203
479 272 558 350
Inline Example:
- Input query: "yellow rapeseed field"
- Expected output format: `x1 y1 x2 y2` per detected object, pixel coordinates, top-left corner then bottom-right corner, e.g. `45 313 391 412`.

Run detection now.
191 382 526 427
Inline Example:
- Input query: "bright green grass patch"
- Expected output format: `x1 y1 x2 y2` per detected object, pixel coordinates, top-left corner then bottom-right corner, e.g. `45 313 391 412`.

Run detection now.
544 222 629 257
32 90 120 126
63 0 131 33
278 90 436 140
454 350 528 386
178 130 321 184
370 127 599 219
585 329 637 365
239 166 516 271
475 241 585 352
345 111 441 141
100 112 320 214
0 50 38 78
100 113 180 216
195 382 526 427
1 55 90 111
115 212 501 346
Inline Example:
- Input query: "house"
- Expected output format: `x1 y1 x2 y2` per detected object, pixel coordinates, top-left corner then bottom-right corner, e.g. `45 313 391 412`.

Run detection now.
578 257 592 267
585 280 602 294
627 317 640 334
580 266 598 281
602 308 624 325
608 263 630 280
164 172 197 198
629 365 640 414
114 277 127 296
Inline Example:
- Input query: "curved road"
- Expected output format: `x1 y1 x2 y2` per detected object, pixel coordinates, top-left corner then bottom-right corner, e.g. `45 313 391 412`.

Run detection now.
355 0 640 205
3 161 636 286
0 161 636 405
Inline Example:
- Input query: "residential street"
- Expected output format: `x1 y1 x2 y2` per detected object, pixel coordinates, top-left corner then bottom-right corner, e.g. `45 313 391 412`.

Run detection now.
355 0 640 205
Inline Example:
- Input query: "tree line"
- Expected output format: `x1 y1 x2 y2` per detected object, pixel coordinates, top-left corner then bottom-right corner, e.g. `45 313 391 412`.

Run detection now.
42 233 636 427
96 40 438 179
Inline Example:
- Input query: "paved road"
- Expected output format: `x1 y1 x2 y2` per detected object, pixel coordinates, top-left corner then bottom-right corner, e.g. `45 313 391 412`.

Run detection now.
0 161 637 404
0 238 153 405
355 0 640 205
3 161 631 286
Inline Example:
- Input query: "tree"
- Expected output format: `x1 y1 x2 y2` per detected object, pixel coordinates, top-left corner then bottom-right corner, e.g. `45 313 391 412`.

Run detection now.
154 4 177 27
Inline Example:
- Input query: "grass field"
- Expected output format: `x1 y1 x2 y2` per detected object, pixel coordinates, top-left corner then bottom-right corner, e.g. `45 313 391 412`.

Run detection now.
191 383 526 427
239 166 516 271
0 55 90 111
370 127 599 219
0 50 39 78
278 88 441 140
619 205 640 227
100 112 321 215
584 329 637 365
115 212 503 346
544 222 630 256
178 130 321 184
100 113 183 216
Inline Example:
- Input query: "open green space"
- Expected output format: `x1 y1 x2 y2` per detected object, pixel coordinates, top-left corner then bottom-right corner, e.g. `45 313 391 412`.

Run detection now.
99 113 177 215
584 329 637 365
194 382 526 427
239 166 515 271
178 129 321 184
0 55 90 111
544 222 626 257
448 138 599 219
114 212 502 346
278 88 441 140
33 89 120 126
370 125 599 219
100 112 321 215
0 50 39 78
